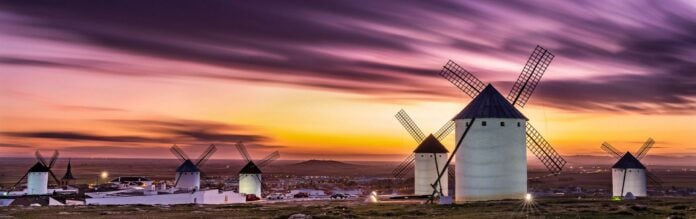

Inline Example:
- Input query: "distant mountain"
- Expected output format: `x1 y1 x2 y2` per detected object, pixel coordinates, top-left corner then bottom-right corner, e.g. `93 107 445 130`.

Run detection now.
289 159 362 168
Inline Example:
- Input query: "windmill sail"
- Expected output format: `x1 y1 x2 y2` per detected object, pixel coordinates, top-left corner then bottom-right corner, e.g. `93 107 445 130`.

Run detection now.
395 109 426 143
257 151 280 168
392 154 415 178
434 121 455 140
235 142 252 162
507 45 554 108
635 138 655 160
195 144 217 167
601 142 623 159
439 60 485 98
170 144 189 161
526 123 566 175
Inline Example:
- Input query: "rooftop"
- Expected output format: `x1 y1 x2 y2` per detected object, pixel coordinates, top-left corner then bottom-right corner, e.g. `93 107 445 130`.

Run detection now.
612 152 646 169
453 84 528 120
413 134 449 153
239 161 262 174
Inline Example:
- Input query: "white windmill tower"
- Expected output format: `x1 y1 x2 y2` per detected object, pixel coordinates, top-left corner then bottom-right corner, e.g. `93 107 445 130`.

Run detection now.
392 109 455 196
235 142 279 198
438 46 566 202
13 150 62 195
600 138 662 198
169 144 217 191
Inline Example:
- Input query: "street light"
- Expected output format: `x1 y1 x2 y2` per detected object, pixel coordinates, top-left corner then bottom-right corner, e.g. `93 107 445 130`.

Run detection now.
525 193 533 202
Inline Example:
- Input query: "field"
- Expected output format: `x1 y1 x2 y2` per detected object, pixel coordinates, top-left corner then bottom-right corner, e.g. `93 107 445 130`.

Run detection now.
1 197 695 218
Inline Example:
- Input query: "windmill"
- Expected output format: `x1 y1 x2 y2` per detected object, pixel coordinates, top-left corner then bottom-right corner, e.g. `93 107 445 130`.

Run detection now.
13 150 62 195
600 138 662 198
392 109 455 196
235 141 279 198
169 144 217 191
438 45 566 202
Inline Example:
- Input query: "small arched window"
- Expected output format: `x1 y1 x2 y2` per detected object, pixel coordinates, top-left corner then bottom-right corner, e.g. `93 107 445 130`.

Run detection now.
482 121 487 126
500 122 505 127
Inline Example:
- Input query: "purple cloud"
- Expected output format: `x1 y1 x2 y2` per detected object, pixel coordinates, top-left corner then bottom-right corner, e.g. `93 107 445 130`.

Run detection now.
1 0 695 113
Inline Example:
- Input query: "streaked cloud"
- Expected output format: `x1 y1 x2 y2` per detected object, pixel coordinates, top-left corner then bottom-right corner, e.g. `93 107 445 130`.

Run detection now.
1 0 694 113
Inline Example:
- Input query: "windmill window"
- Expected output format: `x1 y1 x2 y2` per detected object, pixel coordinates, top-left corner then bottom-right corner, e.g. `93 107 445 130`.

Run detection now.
430 155 433 157
482 121 487 126
500 122 505 127
421 155 424 157
517 122 521 127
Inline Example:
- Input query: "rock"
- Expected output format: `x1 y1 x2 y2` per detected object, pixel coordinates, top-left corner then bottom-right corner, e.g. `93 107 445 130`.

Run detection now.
288 213 312 219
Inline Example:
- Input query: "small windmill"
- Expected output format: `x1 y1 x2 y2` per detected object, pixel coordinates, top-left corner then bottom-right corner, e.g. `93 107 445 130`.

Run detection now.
235 141 279 198
392 109 455 196
439 45 566 201
13 150 61 195
169 144 217 190
600 138 662 198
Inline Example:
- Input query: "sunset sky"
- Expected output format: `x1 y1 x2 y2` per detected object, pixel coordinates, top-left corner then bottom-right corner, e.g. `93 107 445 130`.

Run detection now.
0 1 695 161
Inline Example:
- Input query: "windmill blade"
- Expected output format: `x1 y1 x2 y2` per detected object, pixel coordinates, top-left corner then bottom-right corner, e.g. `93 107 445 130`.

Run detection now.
440 60 486 98
253 174 268 196
646 170 664 186
434 121 455 141
395 109 426 143
257 151 280 168
173 172 182 187
35 150 48 167
48 150 59 168
635 138 655 160
195 144 218 167
47 169 61 185
13 171 30 188
526 123 566 175
392 153 415 178
507 45 554 108
600 142 623 159
235 142 252 162
169 144 189 161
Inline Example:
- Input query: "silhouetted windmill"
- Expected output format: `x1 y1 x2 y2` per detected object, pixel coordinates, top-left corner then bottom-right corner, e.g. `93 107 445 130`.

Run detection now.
14 150 61 194
439 45 566 201
235 141 279 198
169 144 217 190
601 138 662 198
392 109 455 196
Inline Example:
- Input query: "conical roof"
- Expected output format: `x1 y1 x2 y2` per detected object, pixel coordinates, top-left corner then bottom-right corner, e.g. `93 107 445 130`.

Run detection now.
413 134 449 153
176 160 200 172
239 161 262 174
453 84 527 120
612 152 646 169
62 160 75 180
28 162 49 172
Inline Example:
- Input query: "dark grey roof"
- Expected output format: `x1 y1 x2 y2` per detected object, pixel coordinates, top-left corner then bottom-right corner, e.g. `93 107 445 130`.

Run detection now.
413 134 449 153
62 160 75 180
453 84 528 120
28 162 49 172
176 160 200 172
239 161 262 174
612 152 646 169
